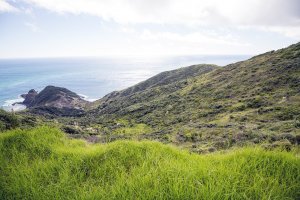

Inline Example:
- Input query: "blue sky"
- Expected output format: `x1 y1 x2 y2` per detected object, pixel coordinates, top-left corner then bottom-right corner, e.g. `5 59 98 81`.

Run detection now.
0 0 299 58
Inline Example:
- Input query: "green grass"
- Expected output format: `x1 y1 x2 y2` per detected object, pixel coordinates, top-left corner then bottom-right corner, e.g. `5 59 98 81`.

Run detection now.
0 127 299 199
0 110 20 131
113 123 152 136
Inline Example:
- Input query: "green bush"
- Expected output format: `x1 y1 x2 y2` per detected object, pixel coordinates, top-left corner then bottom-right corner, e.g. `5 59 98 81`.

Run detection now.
275 106 300 121
246 98 265 108
0 109 19 131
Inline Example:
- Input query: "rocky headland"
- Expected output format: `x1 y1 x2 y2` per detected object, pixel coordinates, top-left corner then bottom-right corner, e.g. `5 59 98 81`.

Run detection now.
21 86 88 116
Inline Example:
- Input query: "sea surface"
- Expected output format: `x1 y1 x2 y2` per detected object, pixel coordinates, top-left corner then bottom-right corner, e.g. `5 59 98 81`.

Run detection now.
0 55 251 111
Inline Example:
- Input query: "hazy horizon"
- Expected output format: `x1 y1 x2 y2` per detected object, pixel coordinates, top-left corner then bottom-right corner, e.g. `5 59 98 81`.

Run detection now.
0 53 253 60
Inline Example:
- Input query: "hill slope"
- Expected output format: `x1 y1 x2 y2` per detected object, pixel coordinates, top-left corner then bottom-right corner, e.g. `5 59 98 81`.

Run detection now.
76 43 300 151
90 64 218 110
7 43 299 152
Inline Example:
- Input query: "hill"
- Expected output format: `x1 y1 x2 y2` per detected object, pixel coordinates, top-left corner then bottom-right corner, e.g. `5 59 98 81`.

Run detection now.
4 43 299 152
0 127 299 199
68 42 300 152
90 64 218 109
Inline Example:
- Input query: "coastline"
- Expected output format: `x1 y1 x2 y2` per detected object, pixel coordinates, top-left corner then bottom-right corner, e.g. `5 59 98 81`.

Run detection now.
78 94 97 102
1 92 96 112
0 55 251 113
1 96 26 112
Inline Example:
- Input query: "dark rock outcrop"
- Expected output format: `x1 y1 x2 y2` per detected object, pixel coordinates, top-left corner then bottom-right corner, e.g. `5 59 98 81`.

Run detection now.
22 86 88 116
21 89 38 106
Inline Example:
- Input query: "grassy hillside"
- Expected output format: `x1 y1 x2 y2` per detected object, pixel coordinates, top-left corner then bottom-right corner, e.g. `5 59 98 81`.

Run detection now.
89 64 218 110
0 127 299 200
51 43 300 152
8 42 299 153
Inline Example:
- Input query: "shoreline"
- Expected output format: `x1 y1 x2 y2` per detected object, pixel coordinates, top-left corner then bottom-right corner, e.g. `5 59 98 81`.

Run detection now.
1 96 26 112
1 92 96 112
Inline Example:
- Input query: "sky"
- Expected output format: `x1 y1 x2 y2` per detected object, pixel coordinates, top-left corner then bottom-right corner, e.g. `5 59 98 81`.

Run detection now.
0 0 299 58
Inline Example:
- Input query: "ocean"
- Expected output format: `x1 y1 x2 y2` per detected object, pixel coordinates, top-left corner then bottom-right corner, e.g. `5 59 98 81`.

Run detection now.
0 55 250 111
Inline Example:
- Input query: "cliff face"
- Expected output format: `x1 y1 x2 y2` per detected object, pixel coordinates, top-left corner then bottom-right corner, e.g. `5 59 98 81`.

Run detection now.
22 86 88 116
21 89 38 106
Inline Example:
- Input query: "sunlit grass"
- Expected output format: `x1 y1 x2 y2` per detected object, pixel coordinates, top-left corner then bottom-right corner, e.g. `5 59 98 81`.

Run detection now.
0 127 299 199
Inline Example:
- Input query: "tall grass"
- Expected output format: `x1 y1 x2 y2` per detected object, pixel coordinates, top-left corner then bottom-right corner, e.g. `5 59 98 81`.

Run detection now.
0 127 299 199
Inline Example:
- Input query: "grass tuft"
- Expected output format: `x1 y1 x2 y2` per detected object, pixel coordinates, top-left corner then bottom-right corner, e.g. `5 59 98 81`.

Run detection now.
0 127 299 199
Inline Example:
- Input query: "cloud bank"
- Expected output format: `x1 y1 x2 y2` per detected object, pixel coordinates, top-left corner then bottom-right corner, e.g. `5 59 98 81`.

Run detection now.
0 0 18 12
17 0 299 27
7 0 297 39
0 0 299 58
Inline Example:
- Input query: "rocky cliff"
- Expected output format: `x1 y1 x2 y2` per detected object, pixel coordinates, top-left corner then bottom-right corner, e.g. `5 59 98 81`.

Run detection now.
22 86 88 116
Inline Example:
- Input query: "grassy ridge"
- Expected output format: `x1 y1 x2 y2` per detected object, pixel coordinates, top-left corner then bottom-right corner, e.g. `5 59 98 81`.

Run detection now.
69 43 300 151
1 127 299 199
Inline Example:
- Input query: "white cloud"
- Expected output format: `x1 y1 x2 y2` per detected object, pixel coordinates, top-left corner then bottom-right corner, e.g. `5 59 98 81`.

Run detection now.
24 22 40 32
16 0 300 42
0 0 298 58
237 25 300 40
266 26 300 39
132 29 252 55
139 29 250 47
20 0 300 27
0 0 18 12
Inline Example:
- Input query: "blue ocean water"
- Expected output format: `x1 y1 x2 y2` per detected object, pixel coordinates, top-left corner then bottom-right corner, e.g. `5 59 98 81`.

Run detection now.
0 55 250 111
